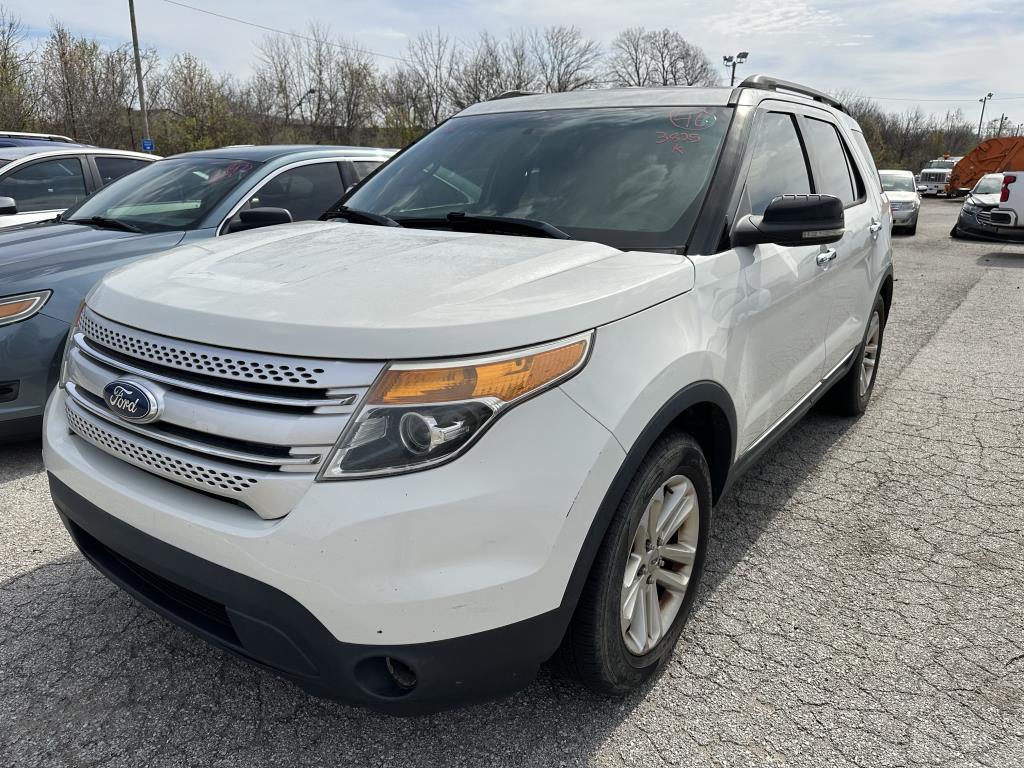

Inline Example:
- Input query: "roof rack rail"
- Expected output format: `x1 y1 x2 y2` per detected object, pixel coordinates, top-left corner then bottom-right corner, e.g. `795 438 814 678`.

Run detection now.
489 90 537 101
735 75 845 113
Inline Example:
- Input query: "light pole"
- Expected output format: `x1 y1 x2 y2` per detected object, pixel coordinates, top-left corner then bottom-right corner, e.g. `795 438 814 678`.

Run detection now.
977 92 993 139
722 51 749 87
128 0 151 151
996 113 1007 137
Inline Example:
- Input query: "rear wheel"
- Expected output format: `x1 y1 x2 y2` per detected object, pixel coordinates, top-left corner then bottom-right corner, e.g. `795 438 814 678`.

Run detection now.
556 433 712 695
906 221 917 236
823 294 885 416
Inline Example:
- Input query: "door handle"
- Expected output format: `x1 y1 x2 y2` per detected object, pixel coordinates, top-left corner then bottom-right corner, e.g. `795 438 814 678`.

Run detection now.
816 248 837 267
869 219 883 235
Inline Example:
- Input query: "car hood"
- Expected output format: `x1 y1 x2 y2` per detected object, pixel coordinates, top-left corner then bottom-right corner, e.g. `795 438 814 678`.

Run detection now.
967 193 1000 207
0 220 185 287
88 221 696 359
886 191 919 203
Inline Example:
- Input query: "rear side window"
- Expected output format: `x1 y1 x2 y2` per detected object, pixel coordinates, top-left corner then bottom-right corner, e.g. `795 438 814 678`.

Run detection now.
744 112 811 215
0 157 87 212
802 118 860 207
849 131 882 193
95 156 150 185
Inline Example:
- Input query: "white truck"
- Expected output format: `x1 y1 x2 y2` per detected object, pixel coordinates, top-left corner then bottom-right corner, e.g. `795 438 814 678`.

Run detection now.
917 156 962 197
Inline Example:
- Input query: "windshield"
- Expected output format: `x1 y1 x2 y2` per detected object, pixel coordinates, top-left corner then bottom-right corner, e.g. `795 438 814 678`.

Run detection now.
64 157 260 233
345 106 733 250
880 173 916 193
973 175 1003 195
926 160 955 170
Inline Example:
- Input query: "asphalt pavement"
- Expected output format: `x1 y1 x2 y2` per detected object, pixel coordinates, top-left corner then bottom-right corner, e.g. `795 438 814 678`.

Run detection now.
2 198 1022 767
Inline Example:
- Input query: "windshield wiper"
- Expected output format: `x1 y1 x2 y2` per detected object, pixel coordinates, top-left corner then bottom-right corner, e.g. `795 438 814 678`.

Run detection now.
66 216 143 233
321 206 401 227
397 212 572 240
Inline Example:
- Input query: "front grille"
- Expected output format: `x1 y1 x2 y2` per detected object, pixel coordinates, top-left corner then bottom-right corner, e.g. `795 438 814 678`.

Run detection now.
64 308 385 518
890 201 907 210
921 171 946 183
66 402 259 494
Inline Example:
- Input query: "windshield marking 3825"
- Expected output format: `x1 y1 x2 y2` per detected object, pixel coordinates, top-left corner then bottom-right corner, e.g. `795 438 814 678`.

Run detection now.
344 106 733 251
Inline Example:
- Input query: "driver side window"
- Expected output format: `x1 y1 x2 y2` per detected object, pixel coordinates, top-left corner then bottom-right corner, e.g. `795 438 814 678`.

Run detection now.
744 113 811 215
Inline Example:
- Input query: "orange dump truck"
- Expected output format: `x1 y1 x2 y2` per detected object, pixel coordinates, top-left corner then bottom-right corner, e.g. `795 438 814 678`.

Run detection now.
948 137 1024 196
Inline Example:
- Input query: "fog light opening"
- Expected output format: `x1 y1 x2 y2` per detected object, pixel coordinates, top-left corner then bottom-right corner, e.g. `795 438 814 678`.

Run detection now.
353 655 419 698
385 656 418 691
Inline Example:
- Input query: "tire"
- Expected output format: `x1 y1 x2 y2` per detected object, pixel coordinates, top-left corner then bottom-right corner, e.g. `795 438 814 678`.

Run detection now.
950 225 962 239
906 221 917 236
822 294 885 417
555 432 712 695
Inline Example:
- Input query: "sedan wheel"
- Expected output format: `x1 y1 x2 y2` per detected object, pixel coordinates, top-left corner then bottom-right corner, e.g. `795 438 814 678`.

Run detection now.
859 312 881 397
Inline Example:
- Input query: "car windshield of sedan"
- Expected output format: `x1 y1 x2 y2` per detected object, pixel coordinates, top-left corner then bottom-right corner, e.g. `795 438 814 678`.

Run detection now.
63 157 260 233
973 176 1003 195
880 173 916 193
345 106 734 251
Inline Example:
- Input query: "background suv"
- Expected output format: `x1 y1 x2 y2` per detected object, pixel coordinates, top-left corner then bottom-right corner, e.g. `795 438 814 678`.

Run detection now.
43 77 893 713
0 144 394 441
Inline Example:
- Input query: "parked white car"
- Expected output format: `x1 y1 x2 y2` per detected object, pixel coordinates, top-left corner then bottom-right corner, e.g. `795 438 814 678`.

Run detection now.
879 170 921 234
0 147 156 228
44 76 893 713
952 172 1024 241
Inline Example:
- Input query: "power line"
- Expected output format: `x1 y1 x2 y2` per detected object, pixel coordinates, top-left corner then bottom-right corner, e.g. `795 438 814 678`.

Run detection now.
160 0 412 64
159 3 1024 107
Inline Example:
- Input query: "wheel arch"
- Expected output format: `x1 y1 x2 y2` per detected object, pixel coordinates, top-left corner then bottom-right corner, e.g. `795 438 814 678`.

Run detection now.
556 381 736 622
879 270 894 324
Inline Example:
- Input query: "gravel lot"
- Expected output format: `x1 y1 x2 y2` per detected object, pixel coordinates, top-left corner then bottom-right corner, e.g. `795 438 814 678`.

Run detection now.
2 198 1023 767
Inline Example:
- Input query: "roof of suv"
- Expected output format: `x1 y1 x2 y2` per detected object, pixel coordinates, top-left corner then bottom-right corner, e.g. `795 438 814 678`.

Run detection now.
170 145 396 162
460 75 857 128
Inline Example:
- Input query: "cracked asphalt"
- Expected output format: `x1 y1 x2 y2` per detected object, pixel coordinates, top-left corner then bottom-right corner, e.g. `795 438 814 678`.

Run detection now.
2 198 1023 767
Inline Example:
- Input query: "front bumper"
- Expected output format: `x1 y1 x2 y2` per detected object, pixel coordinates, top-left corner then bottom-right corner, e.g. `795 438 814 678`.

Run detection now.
890 207 919 226
43 385 625 711
955 211 1024 242
50 474 567 713
0 312 69 440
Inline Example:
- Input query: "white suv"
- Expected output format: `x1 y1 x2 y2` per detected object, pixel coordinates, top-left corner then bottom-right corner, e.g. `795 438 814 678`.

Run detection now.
43 76 894 714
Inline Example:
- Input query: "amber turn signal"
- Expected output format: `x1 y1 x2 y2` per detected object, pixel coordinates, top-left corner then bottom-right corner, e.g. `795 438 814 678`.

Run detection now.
370 336 590 406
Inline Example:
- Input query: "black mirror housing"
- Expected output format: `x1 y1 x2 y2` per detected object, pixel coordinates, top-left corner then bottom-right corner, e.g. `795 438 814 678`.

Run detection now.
732 194 845 248
228 207 293 234
0 196 18 215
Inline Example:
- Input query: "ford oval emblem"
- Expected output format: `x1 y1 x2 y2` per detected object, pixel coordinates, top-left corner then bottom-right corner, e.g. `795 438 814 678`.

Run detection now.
102 379 162 424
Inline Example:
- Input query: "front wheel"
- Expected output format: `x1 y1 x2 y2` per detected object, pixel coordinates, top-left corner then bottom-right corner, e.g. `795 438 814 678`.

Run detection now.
555 433 712 695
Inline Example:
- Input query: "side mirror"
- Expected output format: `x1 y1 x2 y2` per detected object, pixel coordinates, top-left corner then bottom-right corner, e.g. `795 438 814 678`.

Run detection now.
0 196 17 215
228 207 293 234
732 194 845 248
917 185 927 193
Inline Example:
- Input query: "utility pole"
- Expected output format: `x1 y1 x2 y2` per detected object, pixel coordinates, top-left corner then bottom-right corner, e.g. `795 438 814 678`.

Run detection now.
996 113 1007 137
128 0 152 151
722 51 749 87
977 92 993 139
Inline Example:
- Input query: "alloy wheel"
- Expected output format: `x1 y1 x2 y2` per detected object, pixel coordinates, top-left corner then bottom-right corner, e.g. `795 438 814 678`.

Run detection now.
620 474 700 656
860 311 881 397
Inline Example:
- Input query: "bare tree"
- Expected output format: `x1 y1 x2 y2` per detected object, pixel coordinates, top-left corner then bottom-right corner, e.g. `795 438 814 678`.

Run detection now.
644 28 719 87
607 27 650 87
531 25 601 92
406 28 456 126
450 32 505 109
0 8 36 129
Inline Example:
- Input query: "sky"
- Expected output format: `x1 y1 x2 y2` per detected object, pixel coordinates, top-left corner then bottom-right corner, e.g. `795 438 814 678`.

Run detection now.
7 0 1024 124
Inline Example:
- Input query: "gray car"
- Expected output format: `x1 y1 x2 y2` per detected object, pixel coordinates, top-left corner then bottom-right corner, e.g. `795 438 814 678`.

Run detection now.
0 144 394 440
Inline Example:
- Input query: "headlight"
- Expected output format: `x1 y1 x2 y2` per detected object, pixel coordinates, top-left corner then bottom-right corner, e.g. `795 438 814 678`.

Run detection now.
0 290 51 327
962 203 977 214
318 332 593 479
58 301 86 388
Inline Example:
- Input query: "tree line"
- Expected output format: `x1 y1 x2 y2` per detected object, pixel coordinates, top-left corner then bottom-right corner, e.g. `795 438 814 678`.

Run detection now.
0 5 1008 170
0 8 720 153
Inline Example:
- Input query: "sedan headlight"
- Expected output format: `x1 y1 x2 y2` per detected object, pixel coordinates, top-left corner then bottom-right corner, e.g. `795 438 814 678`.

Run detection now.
0 290 51 327
962 203 978 215
318 332 593 479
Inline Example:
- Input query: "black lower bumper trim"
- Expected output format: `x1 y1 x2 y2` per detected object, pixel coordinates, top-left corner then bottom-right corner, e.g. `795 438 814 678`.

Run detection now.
49 474 570 714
